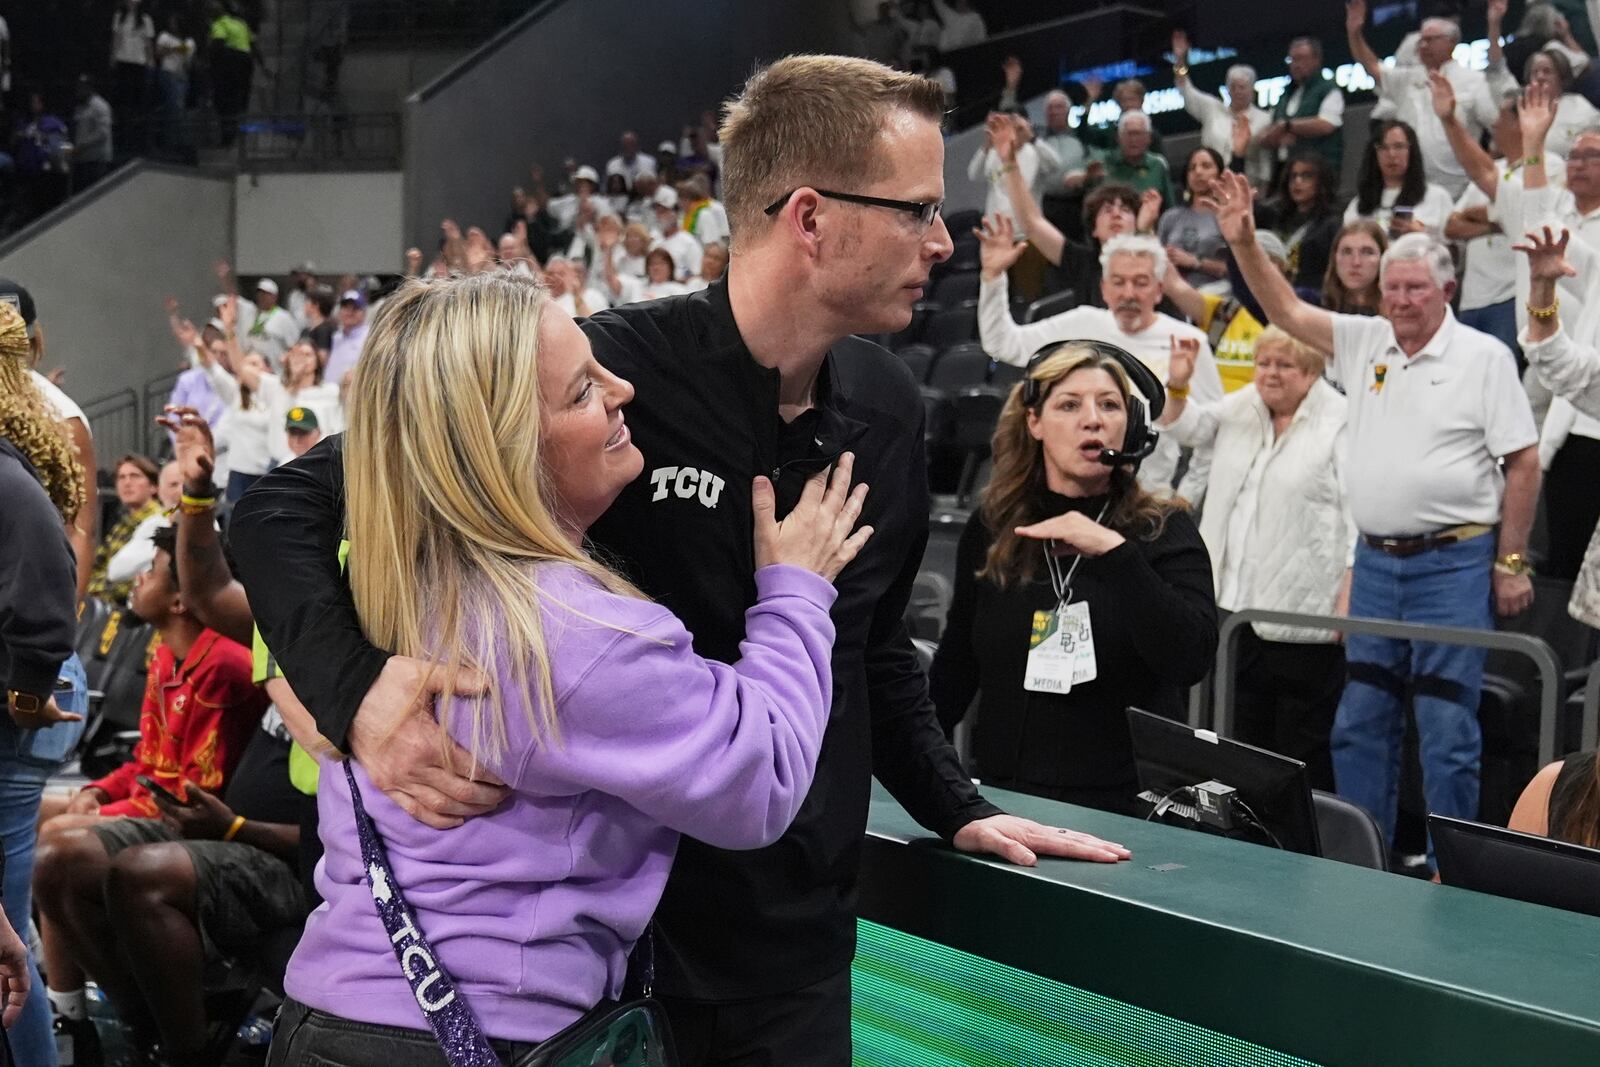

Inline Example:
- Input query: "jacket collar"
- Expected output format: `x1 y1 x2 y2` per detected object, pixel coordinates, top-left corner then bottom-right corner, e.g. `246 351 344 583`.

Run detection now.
697 275 870 454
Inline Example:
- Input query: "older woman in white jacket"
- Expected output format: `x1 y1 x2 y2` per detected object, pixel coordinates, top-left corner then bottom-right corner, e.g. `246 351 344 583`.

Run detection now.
1159 325 1355 789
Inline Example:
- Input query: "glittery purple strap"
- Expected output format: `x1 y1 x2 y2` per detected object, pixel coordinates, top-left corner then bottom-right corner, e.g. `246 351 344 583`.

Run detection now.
344 760 503 1067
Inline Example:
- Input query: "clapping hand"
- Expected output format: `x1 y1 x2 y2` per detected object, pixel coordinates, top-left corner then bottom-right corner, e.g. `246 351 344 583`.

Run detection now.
975 214 1028 280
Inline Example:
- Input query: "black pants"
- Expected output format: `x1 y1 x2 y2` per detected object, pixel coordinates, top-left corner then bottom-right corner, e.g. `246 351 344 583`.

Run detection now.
658 967 851 1067
267 997 549 1066
1232 625 1345 792
1544 434 1600 581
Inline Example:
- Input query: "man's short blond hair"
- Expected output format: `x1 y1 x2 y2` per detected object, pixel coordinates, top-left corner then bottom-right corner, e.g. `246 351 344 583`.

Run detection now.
718 54 946 244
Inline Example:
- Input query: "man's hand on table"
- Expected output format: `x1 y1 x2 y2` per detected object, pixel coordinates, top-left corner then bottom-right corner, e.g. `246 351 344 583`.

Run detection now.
953 813 1132 866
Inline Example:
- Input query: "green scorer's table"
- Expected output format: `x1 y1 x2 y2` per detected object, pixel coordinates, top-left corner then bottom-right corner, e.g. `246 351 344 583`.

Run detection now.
849 785 1600 1066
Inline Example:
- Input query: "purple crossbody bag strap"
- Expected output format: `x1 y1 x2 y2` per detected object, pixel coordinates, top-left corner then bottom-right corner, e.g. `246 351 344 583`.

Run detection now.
343 759 502 1067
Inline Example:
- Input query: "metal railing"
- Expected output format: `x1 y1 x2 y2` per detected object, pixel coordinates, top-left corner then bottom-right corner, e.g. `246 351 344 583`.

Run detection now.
79 388 144 472
1210 610 1570 767
235 112 402 171
141 369 185 458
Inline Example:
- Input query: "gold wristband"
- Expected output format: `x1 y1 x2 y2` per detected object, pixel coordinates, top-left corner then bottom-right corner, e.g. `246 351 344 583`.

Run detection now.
1174 64 1189 77
179 492 217 516
222 815 246 842
1166 383 1191 399
1527 298 1560 320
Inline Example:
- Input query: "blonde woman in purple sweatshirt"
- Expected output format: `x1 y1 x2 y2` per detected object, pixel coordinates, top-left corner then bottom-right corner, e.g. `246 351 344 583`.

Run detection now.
266 271 872 1065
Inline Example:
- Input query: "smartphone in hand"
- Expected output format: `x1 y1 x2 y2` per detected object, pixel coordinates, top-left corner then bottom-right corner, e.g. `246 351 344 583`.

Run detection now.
136 775 191 807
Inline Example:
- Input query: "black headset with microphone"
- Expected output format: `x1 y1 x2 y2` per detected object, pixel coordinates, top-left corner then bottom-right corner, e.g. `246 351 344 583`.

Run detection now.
1019 339 1164 467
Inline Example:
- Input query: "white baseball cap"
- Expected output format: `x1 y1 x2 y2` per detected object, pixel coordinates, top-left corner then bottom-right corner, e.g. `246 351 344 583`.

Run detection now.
653 186 679 210
256 278 280 295
573 165 600 186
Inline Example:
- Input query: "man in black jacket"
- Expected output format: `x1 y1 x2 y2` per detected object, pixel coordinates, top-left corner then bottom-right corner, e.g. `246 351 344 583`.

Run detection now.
228 54 1129 1066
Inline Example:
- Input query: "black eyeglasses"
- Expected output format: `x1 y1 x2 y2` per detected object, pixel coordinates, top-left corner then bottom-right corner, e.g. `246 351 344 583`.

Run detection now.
763 188 944 228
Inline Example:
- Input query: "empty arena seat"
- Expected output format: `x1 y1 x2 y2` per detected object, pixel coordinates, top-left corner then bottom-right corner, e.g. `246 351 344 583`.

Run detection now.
897 343 938 384
931 269 981 307
927 343 992 391
922 305 979 348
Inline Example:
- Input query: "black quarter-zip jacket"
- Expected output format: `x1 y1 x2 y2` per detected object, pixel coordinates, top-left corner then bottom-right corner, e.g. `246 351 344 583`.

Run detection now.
228 278 1000 1001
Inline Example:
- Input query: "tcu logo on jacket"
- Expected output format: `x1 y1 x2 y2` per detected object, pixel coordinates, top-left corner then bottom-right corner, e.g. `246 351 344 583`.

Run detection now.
649 465 726 509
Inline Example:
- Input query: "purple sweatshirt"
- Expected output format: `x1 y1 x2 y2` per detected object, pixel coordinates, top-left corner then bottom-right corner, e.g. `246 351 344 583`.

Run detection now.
284 562 837 1042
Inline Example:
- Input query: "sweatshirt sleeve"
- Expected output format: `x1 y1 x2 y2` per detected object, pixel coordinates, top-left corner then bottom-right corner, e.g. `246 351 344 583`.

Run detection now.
978 272 1075 367
0 454 76 700
518 565 837 851
226 435 385 751
1093 513 1218 685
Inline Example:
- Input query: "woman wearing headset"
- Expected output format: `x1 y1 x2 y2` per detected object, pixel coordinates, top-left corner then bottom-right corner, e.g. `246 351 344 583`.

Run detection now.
930 341 1219 814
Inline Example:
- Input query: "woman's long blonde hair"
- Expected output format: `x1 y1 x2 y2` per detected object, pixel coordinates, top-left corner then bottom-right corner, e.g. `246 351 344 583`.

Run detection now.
343 271 642 765
0 304 84 521
979 343 1184 587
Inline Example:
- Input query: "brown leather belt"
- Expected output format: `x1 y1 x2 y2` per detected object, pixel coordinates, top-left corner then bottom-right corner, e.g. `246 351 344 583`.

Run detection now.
1362 524 1494 558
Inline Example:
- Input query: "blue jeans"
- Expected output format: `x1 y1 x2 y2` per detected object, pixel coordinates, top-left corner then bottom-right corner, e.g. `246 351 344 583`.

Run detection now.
1458 299 1522 370
1332 536 1494 851
0 653 89 1067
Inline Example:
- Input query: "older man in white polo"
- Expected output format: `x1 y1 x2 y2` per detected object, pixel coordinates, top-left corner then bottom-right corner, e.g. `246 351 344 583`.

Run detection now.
977 225 1222 498
1212 170 1540 855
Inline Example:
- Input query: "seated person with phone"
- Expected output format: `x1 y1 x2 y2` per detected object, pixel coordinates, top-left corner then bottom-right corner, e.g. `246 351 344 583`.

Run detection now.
33 525 268 1064
42 709 308 1067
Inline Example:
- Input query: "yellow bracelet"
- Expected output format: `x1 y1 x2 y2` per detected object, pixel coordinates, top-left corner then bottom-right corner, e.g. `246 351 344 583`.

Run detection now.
222 815 246 842
1166 383 1191 399
1527 298 1560 320
180 492 218 509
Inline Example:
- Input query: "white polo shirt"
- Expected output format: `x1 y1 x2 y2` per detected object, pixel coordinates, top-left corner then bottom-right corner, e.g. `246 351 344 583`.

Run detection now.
1330 310 1537 535
978 273 1222 496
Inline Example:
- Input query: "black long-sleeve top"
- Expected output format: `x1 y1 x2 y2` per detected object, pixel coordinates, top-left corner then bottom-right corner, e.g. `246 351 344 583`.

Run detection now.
930 491 1218 811
0 439 77 704
226 278 1000 1001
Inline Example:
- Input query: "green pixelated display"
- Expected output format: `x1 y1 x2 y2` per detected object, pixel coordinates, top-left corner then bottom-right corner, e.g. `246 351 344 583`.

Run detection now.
851 921 1321 1067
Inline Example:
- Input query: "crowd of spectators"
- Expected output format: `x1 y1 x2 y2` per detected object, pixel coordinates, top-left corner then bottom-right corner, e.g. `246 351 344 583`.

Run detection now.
916 0 1600 877
0 0 268 235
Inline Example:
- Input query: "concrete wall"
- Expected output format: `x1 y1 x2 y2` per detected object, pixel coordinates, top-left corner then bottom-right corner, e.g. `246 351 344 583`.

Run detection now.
0 164 234 458
403 0 856 248
234 171 405 275
338 48 470 113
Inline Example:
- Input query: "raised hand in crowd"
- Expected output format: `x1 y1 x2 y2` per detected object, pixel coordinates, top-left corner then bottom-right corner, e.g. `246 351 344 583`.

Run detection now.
1345 0 1366 35
975 213 1028 280
157 405 218 495
213 258 235 294
1427 70 1456 122
1166 333 1199 392
1231 112 1252 159
1171 28 1190 74
1519 81 1559 155
45 367 67 387
1001 55 1021 92
986 111 1015 160
441 217 466 270
1213 169 1257 245
404 247 424 276
1136 187 1163 233
1514 225 1577 286
1081 74 1103 103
